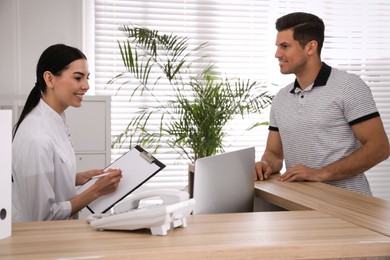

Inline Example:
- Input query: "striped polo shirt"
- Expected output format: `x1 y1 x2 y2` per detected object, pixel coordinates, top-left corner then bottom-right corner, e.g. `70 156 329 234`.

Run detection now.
269 63 380 195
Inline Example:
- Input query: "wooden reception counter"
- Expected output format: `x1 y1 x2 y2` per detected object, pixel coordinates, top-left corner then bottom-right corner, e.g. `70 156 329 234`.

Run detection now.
1 211 390 259
2 175 390 259
255 174 390 237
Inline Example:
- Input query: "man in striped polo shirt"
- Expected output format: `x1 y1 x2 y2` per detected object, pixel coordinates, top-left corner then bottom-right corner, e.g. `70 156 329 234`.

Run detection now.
255 12 389 195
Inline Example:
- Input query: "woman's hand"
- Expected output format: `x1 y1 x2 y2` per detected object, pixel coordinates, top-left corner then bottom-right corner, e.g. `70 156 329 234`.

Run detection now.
91 168 123 197
71 168 122 217
76 169 105 186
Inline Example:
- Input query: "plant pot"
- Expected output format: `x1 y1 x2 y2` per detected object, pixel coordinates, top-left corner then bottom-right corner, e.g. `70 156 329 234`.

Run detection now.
188 164 195 199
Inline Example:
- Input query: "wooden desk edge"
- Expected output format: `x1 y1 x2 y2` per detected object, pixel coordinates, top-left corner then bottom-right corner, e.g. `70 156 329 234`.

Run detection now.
254 175 390 237
254 188 312 211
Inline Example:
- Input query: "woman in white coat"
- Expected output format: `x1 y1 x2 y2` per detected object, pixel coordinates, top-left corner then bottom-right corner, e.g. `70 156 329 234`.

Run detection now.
12 44 122 222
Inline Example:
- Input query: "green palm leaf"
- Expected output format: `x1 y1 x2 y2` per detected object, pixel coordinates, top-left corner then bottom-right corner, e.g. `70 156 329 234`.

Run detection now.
107 25 274 163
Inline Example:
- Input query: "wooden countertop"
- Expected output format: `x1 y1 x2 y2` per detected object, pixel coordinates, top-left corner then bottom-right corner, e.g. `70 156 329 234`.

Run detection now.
1 211 390 259
255 174 390 237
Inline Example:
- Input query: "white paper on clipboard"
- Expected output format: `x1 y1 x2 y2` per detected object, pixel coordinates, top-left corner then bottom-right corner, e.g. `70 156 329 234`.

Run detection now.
76 145 165 213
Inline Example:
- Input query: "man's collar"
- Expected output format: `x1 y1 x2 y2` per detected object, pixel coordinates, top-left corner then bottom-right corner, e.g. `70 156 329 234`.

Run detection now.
290 63 332 94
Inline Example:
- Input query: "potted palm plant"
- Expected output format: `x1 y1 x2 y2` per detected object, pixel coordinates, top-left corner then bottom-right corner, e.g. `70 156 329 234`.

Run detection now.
108 25 273 194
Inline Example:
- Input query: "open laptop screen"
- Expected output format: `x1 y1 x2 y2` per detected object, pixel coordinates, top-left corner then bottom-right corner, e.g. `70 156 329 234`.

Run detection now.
193 147 255 214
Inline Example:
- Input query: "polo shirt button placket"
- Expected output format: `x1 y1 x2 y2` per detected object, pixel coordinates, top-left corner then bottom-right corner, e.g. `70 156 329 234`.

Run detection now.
298 92 305 114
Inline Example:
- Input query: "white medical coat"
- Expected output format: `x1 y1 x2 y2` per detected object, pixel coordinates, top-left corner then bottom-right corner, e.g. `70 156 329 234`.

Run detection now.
12 99 78 222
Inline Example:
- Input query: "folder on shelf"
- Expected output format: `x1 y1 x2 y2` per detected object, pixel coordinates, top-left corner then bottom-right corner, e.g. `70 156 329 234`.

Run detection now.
77 145 166 213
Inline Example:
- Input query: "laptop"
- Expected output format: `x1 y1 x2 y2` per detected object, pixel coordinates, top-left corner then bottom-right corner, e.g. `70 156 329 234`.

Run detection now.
193 147 255 214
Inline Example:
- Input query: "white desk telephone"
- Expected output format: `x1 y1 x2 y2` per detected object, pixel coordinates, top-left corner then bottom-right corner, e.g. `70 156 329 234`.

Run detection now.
87 189 195 236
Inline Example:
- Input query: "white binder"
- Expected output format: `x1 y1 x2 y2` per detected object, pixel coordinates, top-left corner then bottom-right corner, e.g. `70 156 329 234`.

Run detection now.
77 145 165 213
0 110 12 239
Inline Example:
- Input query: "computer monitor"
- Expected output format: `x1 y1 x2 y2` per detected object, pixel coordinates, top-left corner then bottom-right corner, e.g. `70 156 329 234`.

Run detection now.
193 147 255 214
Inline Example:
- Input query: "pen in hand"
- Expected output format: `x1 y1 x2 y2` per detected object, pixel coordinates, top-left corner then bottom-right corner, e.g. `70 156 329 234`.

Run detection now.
91 172 110 179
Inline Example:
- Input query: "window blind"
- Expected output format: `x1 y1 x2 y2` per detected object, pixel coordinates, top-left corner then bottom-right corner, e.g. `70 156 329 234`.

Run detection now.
89 0 390 200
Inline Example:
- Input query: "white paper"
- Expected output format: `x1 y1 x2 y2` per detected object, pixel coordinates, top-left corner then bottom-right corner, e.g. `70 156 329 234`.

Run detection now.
0 110 12 239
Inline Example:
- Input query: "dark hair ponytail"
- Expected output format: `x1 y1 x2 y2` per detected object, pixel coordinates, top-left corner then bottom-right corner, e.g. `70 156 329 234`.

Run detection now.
12 44 87 139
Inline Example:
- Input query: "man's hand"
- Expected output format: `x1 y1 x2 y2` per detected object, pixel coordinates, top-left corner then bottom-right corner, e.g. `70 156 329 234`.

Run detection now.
279 164 324 182
255 161 273 181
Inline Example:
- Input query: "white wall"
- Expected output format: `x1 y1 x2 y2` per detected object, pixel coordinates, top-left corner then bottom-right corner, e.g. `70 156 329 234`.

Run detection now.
0 0 83 96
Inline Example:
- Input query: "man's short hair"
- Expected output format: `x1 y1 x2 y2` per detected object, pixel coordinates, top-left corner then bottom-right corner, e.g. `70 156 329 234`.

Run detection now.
276 12 325 55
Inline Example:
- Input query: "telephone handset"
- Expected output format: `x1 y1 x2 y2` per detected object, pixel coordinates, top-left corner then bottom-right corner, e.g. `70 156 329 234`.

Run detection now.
87 189 195 236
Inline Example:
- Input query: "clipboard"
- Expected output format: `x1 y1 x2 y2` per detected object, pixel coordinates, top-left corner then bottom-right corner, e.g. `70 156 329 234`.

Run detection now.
76 145 165 213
